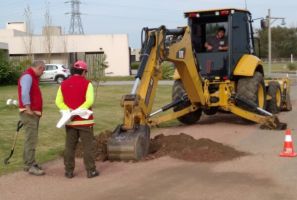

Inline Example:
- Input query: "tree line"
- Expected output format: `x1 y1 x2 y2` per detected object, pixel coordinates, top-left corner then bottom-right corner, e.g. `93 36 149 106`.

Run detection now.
257 26 297 59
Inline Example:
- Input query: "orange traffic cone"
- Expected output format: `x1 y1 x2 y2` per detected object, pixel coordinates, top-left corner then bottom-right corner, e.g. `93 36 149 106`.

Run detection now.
280 129 297 157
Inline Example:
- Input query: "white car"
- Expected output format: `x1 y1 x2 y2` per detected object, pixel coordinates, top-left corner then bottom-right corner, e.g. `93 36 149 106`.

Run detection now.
41 64 70 84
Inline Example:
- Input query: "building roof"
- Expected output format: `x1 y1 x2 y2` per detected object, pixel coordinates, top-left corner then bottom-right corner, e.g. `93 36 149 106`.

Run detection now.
184 8 250 18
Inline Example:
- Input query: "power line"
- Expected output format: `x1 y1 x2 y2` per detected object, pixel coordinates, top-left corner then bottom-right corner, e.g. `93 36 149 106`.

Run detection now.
65 0 84 34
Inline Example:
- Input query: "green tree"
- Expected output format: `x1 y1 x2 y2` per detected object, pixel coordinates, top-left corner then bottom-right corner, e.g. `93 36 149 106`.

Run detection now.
89 54 109 102
258 27 297 58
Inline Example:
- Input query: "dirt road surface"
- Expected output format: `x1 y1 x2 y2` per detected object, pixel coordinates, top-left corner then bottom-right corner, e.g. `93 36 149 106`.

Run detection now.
1 86 297 200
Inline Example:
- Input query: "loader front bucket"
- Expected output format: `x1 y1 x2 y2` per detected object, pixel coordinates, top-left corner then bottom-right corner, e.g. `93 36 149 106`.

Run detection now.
107 125 150 161
234 96 287 130
260 116 287 130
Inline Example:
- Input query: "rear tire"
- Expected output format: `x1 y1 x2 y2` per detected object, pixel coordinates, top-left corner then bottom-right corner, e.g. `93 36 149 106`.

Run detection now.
237 71 266 111
172 80 202 124
267 81 281 114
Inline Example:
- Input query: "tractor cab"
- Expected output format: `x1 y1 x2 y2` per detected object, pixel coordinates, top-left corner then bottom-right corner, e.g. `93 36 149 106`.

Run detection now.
185 8 255 80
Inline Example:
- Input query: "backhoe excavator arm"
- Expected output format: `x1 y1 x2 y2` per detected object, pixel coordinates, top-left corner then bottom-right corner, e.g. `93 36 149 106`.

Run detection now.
121 26 166 130
120 26 202 131
107 26 207 160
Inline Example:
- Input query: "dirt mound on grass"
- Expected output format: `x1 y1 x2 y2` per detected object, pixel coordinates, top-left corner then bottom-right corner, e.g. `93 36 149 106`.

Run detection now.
75 132 247 162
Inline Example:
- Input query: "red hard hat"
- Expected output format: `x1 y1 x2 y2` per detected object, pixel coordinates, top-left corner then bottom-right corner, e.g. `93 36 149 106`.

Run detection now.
73 60 88 70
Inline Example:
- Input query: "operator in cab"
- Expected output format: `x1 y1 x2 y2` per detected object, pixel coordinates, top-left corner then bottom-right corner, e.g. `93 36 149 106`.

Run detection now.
204 27 228 52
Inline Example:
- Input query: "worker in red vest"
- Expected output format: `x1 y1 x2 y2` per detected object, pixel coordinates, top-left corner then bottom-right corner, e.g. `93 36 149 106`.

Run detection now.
55 60 99 178
18 60 45 176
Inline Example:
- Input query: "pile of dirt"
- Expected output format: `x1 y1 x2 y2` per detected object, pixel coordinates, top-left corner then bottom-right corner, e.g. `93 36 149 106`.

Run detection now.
75 130 112 161
147 133 247 162
75 132 247 162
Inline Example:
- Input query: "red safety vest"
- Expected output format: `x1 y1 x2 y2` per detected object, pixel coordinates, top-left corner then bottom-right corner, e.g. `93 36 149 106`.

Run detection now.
60 75 94 126
18 68 43 115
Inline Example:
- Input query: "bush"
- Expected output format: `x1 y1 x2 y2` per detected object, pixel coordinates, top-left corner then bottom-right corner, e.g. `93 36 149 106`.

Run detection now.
131 61 140 70
130 61 174 79
287 62 297 71
161 61 175 80
16 59 32 72
0 59 21 85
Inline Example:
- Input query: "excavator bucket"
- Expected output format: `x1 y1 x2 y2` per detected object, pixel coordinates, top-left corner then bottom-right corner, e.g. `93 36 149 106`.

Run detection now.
107 125 150 161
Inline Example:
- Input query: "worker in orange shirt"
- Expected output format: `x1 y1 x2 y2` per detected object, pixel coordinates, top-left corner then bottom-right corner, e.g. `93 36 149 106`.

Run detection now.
55 60 98 179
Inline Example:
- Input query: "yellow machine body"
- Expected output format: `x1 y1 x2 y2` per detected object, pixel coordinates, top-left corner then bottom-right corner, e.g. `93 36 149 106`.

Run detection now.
107 8 289 161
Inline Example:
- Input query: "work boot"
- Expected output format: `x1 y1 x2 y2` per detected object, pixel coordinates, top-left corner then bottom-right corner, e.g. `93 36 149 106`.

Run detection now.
87 170 99 178
23 165 30 172
24 163 43 172
28 164 45 176
65 171 74 179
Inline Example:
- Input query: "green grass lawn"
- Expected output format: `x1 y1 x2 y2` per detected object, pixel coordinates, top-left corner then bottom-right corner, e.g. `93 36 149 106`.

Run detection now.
262 62 289 74
103 76 135 81
0 83 174 175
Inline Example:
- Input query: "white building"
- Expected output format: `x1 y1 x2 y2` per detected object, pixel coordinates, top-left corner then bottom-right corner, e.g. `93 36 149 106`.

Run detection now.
0 22 130 76
0 42 8 51
130 48 141 62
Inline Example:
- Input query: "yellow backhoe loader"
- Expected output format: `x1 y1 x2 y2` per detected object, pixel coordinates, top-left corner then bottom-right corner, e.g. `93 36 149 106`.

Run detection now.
107 8 291 161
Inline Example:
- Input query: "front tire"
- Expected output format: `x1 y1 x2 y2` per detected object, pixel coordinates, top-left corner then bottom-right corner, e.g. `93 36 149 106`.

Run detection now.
237 71 266 111
172 80 202 125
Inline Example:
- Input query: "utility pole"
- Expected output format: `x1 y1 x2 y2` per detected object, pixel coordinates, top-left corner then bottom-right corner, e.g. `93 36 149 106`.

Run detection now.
268 9 271 75
65 0 84 34
266 9 285 75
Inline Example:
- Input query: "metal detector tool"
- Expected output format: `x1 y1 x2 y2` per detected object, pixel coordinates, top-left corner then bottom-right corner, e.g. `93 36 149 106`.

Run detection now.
4 121 23 165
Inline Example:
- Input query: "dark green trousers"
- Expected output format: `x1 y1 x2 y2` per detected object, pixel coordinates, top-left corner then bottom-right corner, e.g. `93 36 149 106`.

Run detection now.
64 126 96 173
19 112 40 167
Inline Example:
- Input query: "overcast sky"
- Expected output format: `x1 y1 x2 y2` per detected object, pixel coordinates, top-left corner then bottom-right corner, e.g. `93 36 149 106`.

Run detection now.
0 0 296 48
